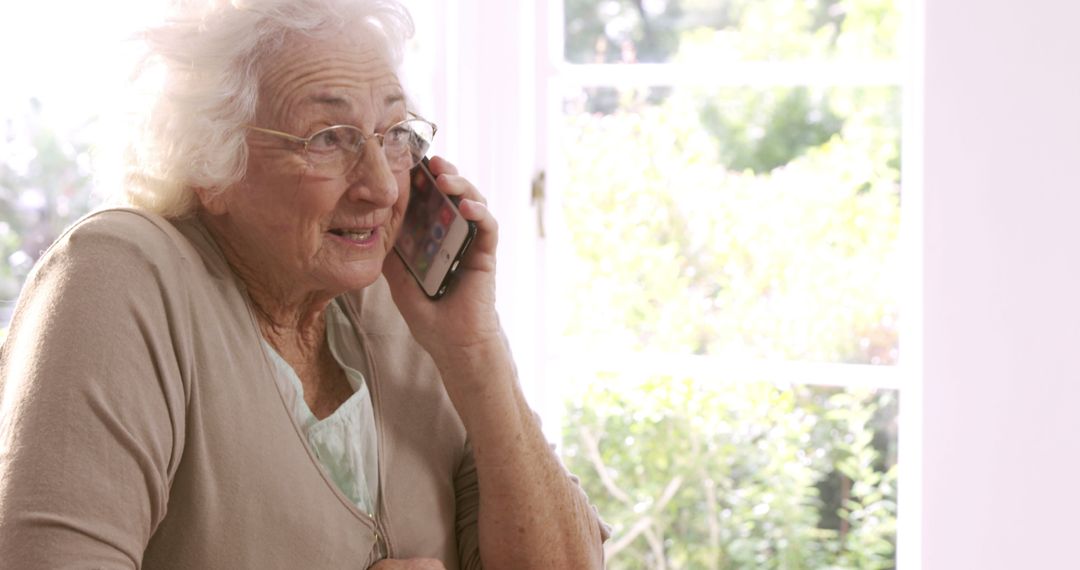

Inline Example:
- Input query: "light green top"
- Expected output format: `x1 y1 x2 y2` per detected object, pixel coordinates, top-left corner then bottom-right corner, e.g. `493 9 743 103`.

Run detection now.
263 299 380 516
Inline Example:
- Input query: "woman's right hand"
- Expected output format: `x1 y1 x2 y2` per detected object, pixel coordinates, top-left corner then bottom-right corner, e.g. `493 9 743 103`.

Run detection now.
369 558 447 570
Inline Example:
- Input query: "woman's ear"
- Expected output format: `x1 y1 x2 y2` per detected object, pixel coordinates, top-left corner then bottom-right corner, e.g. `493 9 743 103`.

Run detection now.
193 186 229 216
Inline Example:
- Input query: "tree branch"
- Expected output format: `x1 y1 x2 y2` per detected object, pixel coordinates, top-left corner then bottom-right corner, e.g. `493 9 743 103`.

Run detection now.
582 424 685 568
655 474 684 512
702 475 721 570
580 425 634 506
603 514 653 560
643 526 668 570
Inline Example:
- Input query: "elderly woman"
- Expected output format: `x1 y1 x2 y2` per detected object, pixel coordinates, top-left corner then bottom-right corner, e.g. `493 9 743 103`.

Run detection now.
0 0 607 568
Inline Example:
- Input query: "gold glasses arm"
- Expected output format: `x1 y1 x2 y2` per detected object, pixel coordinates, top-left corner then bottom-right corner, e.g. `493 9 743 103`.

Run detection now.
245 125 311 147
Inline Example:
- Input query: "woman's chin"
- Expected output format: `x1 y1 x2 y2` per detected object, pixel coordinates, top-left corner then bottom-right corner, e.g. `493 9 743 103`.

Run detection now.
334 260 387 292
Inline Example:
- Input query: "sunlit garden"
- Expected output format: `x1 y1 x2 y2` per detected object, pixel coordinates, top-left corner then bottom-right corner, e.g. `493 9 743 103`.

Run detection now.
554 0 902 567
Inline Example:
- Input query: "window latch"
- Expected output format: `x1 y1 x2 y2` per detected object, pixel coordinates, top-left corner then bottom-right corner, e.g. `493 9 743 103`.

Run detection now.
531 169 546 239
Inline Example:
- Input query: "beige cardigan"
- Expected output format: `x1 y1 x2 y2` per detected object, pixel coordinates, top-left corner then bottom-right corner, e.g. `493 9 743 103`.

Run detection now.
0 208 518 568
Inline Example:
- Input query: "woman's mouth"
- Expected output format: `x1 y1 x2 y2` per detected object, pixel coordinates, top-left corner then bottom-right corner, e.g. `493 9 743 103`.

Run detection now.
328 227 378 244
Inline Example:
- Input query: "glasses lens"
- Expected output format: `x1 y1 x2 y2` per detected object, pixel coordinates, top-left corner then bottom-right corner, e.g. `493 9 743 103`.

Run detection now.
308 120 436 175
303 125 365 175
383 119 434 173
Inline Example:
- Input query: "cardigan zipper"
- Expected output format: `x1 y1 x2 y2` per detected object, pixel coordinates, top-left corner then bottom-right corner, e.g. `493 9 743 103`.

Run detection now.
341 296 395 558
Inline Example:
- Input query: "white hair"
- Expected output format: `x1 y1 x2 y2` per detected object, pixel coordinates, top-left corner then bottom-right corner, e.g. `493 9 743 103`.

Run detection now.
121 0 414 219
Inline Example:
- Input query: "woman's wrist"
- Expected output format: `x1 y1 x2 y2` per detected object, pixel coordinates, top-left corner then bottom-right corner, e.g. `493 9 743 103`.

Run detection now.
431 336 524 425
427 330 509 377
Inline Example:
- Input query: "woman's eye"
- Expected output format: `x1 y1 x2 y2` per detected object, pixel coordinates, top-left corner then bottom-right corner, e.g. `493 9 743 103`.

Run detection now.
384 125 411 147
309 129 342 151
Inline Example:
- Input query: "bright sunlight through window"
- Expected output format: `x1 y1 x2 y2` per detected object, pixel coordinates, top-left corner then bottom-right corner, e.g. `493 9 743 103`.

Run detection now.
543 1 907 567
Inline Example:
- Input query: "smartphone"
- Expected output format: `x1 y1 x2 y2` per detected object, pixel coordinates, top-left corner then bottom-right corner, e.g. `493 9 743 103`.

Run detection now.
393 157 477 299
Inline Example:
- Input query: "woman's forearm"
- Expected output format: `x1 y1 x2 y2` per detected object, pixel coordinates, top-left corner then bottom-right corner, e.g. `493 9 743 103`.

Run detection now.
435 341 603 570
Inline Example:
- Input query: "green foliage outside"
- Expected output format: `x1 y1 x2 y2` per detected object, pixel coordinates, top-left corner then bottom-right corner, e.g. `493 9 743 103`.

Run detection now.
564 0 899 64
563 377 897 569
559 86 900 364
558 1 902 567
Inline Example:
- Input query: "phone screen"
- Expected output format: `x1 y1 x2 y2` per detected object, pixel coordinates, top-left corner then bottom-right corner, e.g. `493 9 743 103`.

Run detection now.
393 158 476 298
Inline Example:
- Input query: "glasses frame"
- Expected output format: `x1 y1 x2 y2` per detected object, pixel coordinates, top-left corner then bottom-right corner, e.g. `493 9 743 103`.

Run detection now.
245 112 437 174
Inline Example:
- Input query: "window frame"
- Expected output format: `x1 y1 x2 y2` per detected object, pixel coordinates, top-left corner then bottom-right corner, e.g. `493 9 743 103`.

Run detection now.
532 0 924 565
426 0 923 564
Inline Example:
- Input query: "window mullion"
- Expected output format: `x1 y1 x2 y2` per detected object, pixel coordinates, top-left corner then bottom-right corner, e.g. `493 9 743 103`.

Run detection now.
550 350 903 391
556 61 904 88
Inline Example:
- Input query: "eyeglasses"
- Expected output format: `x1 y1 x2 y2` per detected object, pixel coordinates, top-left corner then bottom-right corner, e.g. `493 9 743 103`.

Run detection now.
246 114 437 176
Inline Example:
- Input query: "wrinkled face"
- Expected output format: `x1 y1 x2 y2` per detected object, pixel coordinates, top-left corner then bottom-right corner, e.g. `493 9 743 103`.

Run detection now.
216 31 410 298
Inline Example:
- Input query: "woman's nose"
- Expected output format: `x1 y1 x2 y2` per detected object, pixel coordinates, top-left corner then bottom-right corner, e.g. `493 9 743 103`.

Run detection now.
346 146 399 207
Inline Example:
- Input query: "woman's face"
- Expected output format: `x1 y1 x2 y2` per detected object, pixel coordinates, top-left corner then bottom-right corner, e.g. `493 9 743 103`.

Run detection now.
209 32 410 300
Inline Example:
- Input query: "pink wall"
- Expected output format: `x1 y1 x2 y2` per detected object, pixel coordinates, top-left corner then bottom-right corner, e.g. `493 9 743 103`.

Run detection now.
922 0 1080 566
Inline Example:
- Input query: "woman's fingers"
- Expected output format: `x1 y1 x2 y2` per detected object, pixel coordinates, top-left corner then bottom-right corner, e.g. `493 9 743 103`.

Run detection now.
426 155 458 176
427 156 487 206
459 198 496 234
435 174 487 206
458 198 498 262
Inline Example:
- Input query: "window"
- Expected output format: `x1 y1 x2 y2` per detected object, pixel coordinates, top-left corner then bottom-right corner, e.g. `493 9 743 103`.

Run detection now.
538 0 911 567
0 2 152 326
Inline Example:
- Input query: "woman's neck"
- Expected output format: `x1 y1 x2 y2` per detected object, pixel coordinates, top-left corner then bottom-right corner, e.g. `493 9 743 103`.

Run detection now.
197 210 333 355
256 304 328 368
